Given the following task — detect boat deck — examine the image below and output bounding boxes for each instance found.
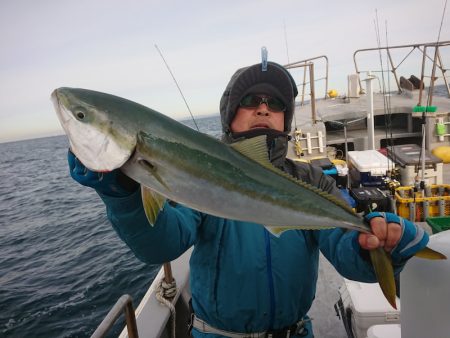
[289,87,450,157]
[295,89,450,124]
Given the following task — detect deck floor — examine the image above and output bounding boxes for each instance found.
[309,255,347,338]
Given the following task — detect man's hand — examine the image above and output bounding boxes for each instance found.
[359,215,402,252]
[358,212,429,262]
[68,149,139,197]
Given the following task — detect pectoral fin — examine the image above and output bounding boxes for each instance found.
[369,248,397,309]
[137,158,171,192]
[141,185,166,226]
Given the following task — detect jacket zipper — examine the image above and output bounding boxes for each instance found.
[264,229,275,328]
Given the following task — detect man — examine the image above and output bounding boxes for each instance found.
[68,61,428,337]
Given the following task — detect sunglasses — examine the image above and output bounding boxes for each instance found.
[239,94,286,112]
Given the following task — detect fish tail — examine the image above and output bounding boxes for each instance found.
[370,245,446,309]
[369,247,397,309]
[414,246,447,260]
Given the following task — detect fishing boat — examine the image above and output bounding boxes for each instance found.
[91,41,450,338]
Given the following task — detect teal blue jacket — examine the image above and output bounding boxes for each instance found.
[98,164,378,337]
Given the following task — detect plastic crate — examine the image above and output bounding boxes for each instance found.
[426,216,450,234]
[395,185,450,222]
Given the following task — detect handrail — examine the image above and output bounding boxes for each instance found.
[284,55,329,105]
[91,294,139,338]
[283,62,318,124]
[353,41,450,97]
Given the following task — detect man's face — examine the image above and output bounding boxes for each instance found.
[230,94,285,133]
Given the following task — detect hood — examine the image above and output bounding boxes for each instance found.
[219,61,298,135]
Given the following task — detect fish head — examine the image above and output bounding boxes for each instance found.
[52,87,137,172]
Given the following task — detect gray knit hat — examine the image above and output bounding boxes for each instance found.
[220,61,298,134]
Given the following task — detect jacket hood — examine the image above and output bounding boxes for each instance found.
[219,62,298,136]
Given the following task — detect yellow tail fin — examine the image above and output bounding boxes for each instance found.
[415,247,447,260]
[369,248,397,309]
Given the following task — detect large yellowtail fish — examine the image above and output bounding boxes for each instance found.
[52,87,445,309]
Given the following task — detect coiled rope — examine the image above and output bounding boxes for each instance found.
[155,277,178,338]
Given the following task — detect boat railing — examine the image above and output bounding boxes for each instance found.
[285,55,329,106]
[90,294,139,338]
[353,41,450,100]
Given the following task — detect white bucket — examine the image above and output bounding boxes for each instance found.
[400,230,450,338]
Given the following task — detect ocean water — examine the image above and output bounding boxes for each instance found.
[0,115,221,338]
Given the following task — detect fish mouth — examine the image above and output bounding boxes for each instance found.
[51,89,61,117]
[52,89,71,134]
[51,89,60,106]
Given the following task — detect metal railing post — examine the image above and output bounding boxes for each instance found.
[163,262,174,284]
[386,48,401,93]
[91,294,139,338]
[284,55,329,101]
[309,63,316,123]
[353,50,362,92]
[352,40,450,100]
[301,61,307,105]
[436,48,450,97]
[418,45,427,107]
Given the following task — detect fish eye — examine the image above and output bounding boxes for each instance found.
[73,106,88,121]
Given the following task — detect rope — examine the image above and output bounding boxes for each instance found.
[155,278,178,338]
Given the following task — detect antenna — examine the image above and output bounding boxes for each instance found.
[154,44,200,131]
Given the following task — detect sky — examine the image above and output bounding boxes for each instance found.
[0,0,448,142]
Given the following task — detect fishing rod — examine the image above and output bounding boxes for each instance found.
[373,12,390,152]
[153,45,197,320]
[384,20,394,153]
[373,11,396,179]
[283,21,298,129]
[426,0,448,108]
[383,20,397,179]
[283,19,291,66]
[154,44,200,131]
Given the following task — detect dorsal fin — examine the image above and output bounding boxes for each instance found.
[230,135,271,165]
[230,135,355,215]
